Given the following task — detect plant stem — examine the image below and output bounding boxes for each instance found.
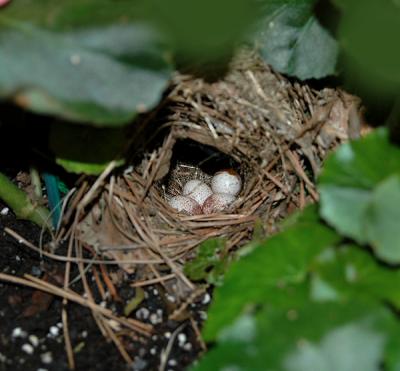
[0,171,51,230]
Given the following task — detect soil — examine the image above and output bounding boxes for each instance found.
[0,198,207,371]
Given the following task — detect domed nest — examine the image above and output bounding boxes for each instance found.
[58,49,361,296]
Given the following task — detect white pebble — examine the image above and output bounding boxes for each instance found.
[12,327,27,338]
[202,293,211,305]
[168,359,177,367]
[184,181,213,206]
[164,331,171,339]
[178,333,187,346]
[211,170,241,196]
[28,335,39,347]
[150,347,157,355]
[22,343,34,355]
[183,342,192,351]
[150,313,162,325]
[135,308,150,320]
[41,352,53,364]
[0,207,9,216]
[199,311,208,320]
[168,195,202,215]
[202,193,236,214]
[49,326,59,337]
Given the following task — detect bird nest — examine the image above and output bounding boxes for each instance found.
[58,50,361,296]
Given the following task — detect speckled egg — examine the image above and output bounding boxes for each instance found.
[168,195,202,215]
[202,193,236,214]
[211,169,241,196]
[183,180,213,206]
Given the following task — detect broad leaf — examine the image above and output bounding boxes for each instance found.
[202,221,339,341]
[194,286,400,371]
[255,0,338,80]
[366,176,400,262]
[314,245,400,307]
[0,1,171,126]
[319,129,400,263]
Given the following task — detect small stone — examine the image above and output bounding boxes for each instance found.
[183,342,192,351]
[150,347,157,355]
[41,352,53,364]
[152,289,159,296]
[49,326,59,337]
[199,311,208,320]
[12,327,27,338]
[31,266,42,277]
[0,207,9,215]
[28,335,39,347]
[202,293,211,305]
[164,331,171,339]
[131,357,147,371]
[168,359,177,367]
[149,313,161,325]
[22,343,34,355]
[166,294,176,303]
[135,308,150,321]
[177,333,187,346]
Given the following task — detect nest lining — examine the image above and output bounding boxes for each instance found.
[58,50,360,297]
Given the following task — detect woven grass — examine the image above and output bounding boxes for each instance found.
[58,50,361,295]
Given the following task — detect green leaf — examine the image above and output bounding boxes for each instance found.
[255,0,338,80]
[193,285,400,371]
[319,128,400,189]
[366,176,400,262]
[202,221,340,341]
[0,2,171,126]
[319,128,400,262]
[184,238,229,285]
[314,245,400,308]
[49,123,126,174]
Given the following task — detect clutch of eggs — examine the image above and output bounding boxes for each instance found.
[168,169,241,215]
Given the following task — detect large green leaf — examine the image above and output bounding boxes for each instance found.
[314,245,400,307]
[193,285,400,371]
[202,219,340,341]
[319,129,400,263]
[255,0,338,80]
[0,1,171,126]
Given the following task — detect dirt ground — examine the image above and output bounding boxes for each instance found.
[0,197,208,371]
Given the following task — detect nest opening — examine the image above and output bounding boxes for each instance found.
[160,138,243,199]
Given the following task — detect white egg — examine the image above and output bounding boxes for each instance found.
[183,179,203,195]
[168,195,202,215]
[202,193,236,214]
[211,170,242,196]
[183,180,213,206]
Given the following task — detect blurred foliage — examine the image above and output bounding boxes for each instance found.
[0,0,171,125]
[255,0,338,80]
[193,129,400,370]
[184,238,230,285]
[319,129,400,263]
